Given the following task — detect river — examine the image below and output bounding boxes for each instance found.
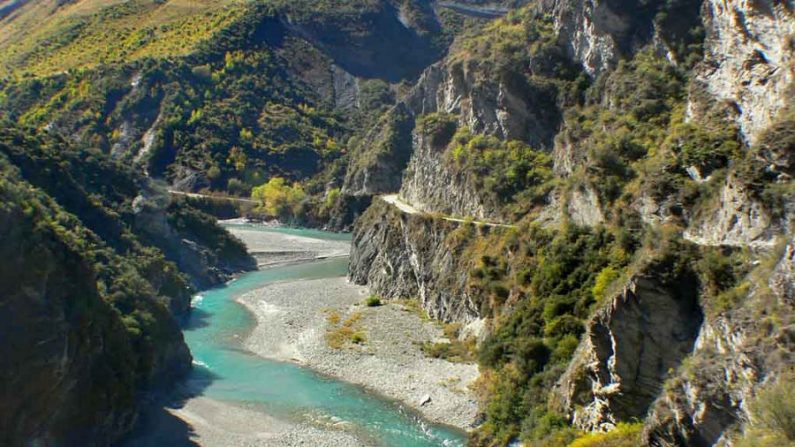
[149,227,469,446]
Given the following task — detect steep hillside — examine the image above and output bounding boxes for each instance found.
[0,0,243,78]
[348,0,795,445]
[0,0,477,227]
[0,123,254,446]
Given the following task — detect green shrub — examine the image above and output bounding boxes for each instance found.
[592,266,621,304]
[251,177,306,220]
[350,332,367,344]
[416,112,458,148]
[364,295,382,307]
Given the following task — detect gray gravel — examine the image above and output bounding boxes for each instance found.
[228,227,350,267]
[137,396,367,447]
[238,277,480,431]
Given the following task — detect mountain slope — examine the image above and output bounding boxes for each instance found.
[0,0,243,78]
[0,123,254,446]
[347,0,795,445]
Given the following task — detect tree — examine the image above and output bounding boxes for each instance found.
[250,177,305,219]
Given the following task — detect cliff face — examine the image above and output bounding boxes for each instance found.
[554,263,703,431]
[405,60,562,150]
[349,199,481,323]
[644,240,794,446]
[346,0,794,445]
[690,0,795,145]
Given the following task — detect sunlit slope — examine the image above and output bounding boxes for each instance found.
[0,0,244,78]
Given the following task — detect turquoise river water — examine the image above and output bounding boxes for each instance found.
[180,227,468,447]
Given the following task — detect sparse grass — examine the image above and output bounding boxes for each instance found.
[326,311,366,349]
[567,423,643,447]
[326,309,341,326]
[395,298,430,321]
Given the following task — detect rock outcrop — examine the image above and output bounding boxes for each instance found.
[546,0,703,76]
[690,0,795,144]
[399,122,499,220]
[644,240,795,447]
[405,58,561,150]
[548,0,626,75]
[565,184,606,227]
[555,266,703,431]
[349,199,480,322]
[684,175,778,248]
[342,104,415,197]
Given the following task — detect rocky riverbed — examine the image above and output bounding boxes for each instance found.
[226,225,480,431]
[125,225,478,447]
[237,277,480,431]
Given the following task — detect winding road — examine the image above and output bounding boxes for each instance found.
[380,194,517,229]
[168,190,515,229]
[436,1,509,19]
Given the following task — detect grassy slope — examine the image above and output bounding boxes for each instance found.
[0,0,244,78]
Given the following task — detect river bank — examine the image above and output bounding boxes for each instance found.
[124,395,364,447]
[227,225,480,431]
[237,277,480,431]
[225,224,350,267]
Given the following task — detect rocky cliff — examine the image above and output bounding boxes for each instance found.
[404,56,563,149]
[689,0,795,145]
[349,198,481,322]
[399,115,501,219]
[643,240,794,446]
[346,0,795,445]
[342,104,415,197]
[554,258,703,431]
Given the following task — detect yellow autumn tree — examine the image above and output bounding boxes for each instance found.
[251,177,305,219]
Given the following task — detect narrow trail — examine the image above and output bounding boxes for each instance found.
[380,194,517,229]
[435,2,508,19]
[167,190,258,204]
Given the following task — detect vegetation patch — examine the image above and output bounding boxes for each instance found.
[738,370,795,447]
[364,295,382,307]
[326,310,367,349]
[567,423,644,447]
[421,323,476,363]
